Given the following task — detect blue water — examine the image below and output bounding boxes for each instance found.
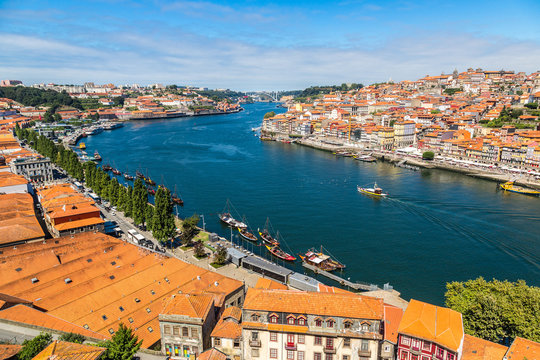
[83,103,540,305]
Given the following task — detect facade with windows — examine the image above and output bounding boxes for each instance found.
[159,294,217,359]
[10,156,53,183]
[241,288,385,360]
[397,300,464,360]
[211,306,243,360]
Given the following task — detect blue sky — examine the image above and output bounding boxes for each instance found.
[1,0,539,90]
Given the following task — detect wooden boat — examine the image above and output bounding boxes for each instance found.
[500,181,540,196]
[148,188,156,195]
[124,173,134,181]
[265,244,296,261]
[102,164,112,171]
[112,168,121,175]
[136,170,144,179]
[357,183,387,197]
[299,246,345,271]
[79,142,86,149]
[145,177,156,186]
[93,150,102,162]
[172,185,184,206]
[238,227,258,242]
[218,200,247,228]
[258,218,280,246]
[355,155,377,162]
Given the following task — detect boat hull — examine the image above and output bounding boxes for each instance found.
[265,244,296,261]
[238,228,258,242]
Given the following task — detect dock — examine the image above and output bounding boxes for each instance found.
[302,263,377,291]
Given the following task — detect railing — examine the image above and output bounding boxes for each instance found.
[323,346,336,354]
[358,349,371,357]
[249,340,261,347]
[285,343,296,350]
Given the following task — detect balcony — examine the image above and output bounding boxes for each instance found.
[323,346,336,354]
[249,340,261,347]
[411,347,421,355]
[285,343,296,351]
[358,349,371,357]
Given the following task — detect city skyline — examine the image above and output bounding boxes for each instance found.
[1,0,540,90]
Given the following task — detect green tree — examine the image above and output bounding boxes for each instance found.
[152,186,176,243]
[59,332,86,344]
[103,323,142,360]
[132,178,147,225]
[445,277,540,343]
[145,204,155,233]
[263,111,275,119]
[422,151,435,160]
[193,241,206,258]
[18,332,52,360]
[213,245,227,265]
[180,214,200,245]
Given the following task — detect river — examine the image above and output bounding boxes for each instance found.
[82,103,540,305]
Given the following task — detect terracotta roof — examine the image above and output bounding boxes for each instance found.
[254,278,287,290]
[243,288,383,319]
[0,345,21,360]
[0,193,44,245]
[32,340,106,360]
[0,305,107,340]
[211,317,242,339]
[0,172,28,188]
[398,299,463,351]
[198,348,227,360]
[161,293,214,319]
[384,304,403,344]
[462,334,507,360]
[505,337,540,360]
[222,305,242,322]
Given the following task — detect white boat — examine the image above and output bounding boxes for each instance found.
[357,183,388,197]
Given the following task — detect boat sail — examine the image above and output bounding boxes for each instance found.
[258,218,279,247]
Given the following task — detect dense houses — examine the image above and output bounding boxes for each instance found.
[263,69,540,169]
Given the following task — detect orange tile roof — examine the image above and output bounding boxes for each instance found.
[198,348,227,360]
[384,305,403,344]
[211,318,242,340]
[0,344,21,360]
[0,193,44,245]
[0,172,28,187]
[32,341,106,360]
[222,306,242,322]
[398,299,463,351]
[505,337,540,360]
[161,293,214,319]
[254,278,288,290]
[462,334,507,360]
[0,305,108,340]
[243,288,383,320]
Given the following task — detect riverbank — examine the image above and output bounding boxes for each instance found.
[284,136,540,190]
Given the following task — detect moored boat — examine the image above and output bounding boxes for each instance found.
[172,185,184,206]
[148,188,156,195]
[93,150,102,162]
[355,155,377,162]
[79,142,86,149]
[265,244,296,261]
[136,170,144,179]
[112,168,121,175]
[102,164,112,171]
[357,183,387,197]
[124,173,134,181]
[219,213,247,229]
[500,181,540,196]
[238,227,258,242]
[258,218,280,246]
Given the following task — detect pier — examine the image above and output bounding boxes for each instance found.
[302,263,377,291]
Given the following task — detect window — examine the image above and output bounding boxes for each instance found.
[298,351,305,360]
[191,346,199,355]
[251,314,259,321]
[344,338,350,347]
[361,340,369,351]
[191,328,198,339]
[315,319,322,327]
[384,345,391,352]
[102,315,108,321]
[252,349,259,357]
[146,308,151,313]
[119,306,124,312]
[400,351,408,360]
[128,317,134,323]
[447,354,454,360]
[270,348,278,359]
[297,317,306,326]
[252,332,259,340]
[108,328,114,334]
[288,316,296,325]
[325,354,333,360]
[326,319,334,328]
[83,324,89,329]
[270,332,277,342]
[270,314,278,324]
[215,338,221,346]
[361,323,369,332]
[234,341,240,348]
[173,326,180,335]
[165,344,172,356]
[412,339,421,350]
[298,334,305,344]
[287,350,294,359]
[164,325,171,335]
[314,336,322,345]
[437,348,444,357]
[147,326,153,333]
[344,320,352,329]
[182,327,189,337]
[401,336,410,346]
[422,341,431,350]
[326,338,333,349]
[343,356,349,360]
[314,353,322,360]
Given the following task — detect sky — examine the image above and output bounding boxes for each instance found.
[1,0,540,91]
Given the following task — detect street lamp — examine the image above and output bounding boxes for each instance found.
[200,214,206,232]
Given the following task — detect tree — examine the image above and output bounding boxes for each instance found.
[524,102,538,109]
[152,186,176,243]
[445,277,540,343]
[422,151,435,160]
[103,323,142,360]
[193,241,206,258]
[59,332,86,344]
[213,245,227,265]
[263,111,275,119]
[180,214,200,245]
[132,179,147,225]
[18,332,52,360]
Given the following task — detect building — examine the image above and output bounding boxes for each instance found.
[0,172,32,194]
[211,306,243,360]
[381,305,403,360]
[461,334,507,360]
[0,345,21,360]
[393,121,416,148]
[37,184,104,237]
[0,80,22,87]
[0,193,45,247]
[159,293,217,359]
[397,299,464,360]
[503,337,540,360]
[0,232,244,349]
[9,156,53,183]
[242,288,385,360]
[32,341,106,360]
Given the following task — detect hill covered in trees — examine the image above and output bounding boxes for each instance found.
[0,86,83,109]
